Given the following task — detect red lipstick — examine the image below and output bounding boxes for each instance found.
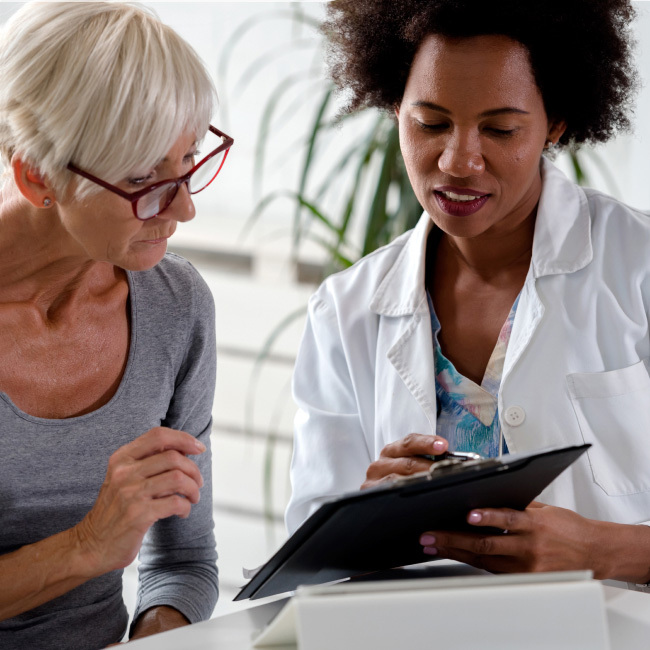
[434,187,490,217]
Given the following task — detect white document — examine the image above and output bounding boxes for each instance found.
[253,570,609,650]
[253,598,297,647]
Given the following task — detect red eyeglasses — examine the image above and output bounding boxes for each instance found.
[67,125,234,220]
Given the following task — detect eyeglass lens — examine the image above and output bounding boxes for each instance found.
[134,131,229,220]
[188,148,227,194]
[137,183,180,220]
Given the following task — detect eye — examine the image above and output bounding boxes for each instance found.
[127,173,154,186]
[486,127,517,137]
[416,121,448,133]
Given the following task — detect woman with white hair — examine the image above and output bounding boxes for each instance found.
[0,2,233,647]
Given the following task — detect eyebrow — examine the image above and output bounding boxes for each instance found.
[411,101,529,118]
[158,141,200,165]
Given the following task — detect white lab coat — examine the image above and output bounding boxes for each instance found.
[286,158,650,536]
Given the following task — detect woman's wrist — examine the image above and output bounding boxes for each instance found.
[68,520,112,578]
[0,527,101,622]
[593,520,650,583]
[130,605,190,640]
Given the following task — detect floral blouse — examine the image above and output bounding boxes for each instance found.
[427,292,520,458]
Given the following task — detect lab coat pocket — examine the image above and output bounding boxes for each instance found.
[567,359,650,496]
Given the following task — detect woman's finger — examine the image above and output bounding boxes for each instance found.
[420,530,522,558]
[380,433,448,459]
[114,427,205,463]
[361,473,402,489]
[147,493,194,521]
[466,507,531,533]
[365,456,433,481]
[136,449,204,487]
[142,469,202,504]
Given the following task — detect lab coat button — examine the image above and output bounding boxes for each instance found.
[504,406,526,427]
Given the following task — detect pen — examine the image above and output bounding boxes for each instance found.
[417,451,483,462]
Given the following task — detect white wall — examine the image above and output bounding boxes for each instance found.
[152,1,650,221]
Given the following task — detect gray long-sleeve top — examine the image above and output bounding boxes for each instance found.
[0,253,218,649]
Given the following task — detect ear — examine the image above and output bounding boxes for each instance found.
[394,104,401,120]
[12,156,57,209]
[546,119,567,146]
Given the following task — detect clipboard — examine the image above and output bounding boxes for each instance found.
[235,444,590,601]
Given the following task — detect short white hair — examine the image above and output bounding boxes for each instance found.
[0,2,217,198]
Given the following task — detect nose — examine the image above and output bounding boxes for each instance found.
[163,181,196,223]
[438,130,485,177]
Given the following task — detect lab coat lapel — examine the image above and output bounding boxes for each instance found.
[501,266,544,386]
[503,160,593,385]
[385,306,438,432]
[370,214,437,437]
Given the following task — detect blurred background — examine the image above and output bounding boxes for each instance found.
[2,0,650,622]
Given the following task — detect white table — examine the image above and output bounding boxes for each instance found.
[128,594,291,650]
[126,578,650,649]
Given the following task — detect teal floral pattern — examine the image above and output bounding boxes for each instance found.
[427,292,520,458]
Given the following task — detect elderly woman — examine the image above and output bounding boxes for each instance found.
[0,3,233,648]
[286,0,650,585]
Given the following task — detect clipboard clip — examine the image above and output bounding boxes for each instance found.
[390,451,487,487]
[427,451,483,476]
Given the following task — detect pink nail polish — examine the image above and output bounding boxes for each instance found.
[423,546,438,556]
[433,440,445,451]
[468,511,482,524]
[420,534,436,546]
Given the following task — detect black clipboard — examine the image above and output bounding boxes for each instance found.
[235,444,589,601]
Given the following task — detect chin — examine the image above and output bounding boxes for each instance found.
[116,247,168,272]
[429,211,494,239]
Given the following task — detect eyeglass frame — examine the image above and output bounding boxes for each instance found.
[66,124,234,221]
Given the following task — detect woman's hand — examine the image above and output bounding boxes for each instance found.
[104,605,189,646]
[129,605,190,641]
[74,427,205,576]
[419,502,612,576]
[361,433,448,489]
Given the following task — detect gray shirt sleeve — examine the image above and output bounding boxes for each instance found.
[131,262,219,627]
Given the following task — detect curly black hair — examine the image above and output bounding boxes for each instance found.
[323,0,637,146]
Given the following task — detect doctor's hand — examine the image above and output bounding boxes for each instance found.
[418,501,612,577]
[361,433,448,490]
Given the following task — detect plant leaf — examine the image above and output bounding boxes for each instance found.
[233,39,317,97]
[254,71,316,200]
[292,88,333,254]
[362,120,400,255]
[305,232,355,269]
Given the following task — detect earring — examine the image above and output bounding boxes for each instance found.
[43,197,52,207]
[545,140,554,150]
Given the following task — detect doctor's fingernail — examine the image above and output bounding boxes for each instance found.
[420,534,436,546]
[468,511,483,524]
[433,440,445,451]
[423,546,438,556]
[195,440,206,453]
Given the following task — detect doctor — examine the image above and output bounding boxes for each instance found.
[286,0,650,583]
